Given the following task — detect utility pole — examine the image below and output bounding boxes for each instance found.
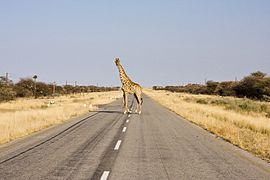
[33,75,38,99]
[5,73,8,85]
[74,81,77,94]
[52,81,56,96]
[64,80,68,96]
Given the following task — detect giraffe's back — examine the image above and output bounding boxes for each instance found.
[122,81,142,94]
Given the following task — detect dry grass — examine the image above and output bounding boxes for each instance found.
[144,89,270,162]
[0,91,122,145]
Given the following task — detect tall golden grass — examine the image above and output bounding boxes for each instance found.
[0,91,121,145]
[144,89,270,162]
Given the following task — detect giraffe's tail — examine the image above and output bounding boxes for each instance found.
[141,98,143,105]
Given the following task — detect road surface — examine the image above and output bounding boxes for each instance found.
[0,96,270,180]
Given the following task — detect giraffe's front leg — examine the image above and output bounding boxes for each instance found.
[124,92,129,114]
[135,96,139,113]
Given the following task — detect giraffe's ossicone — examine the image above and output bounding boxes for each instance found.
[114,58,143,114]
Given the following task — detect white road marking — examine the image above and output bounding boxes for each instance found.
[126,119,129,123]
[128,114,131,118]
[100,171,110,180]
[114,140,122,150]
[122,127,127,132]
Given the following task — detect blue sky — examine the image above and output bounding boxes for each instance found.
[0,0,269,87]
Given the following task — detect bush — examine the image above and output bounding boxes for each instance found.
[196,99,208,104]
[0,86,16,101]
[161,84,207,94]
[266,112,270,118]
[234,71,269,100]
[153,71,270,101]
[36,82,52,97]
[0,75,118,103]
[0,76,16,101]
[214,81,237,96]
[210,99,230,106]
[184,84,207,94]
[14,78,35,97]
[206,81,219,95]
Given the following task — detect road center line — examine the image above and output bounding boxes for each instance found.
[114,140,122,150]
[100,171,110,180]
[122,127,127,132]
[128,114,131,118]
[126,119,129,123]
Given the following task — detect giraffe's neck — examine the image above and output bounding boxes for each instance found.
[117,64,131,85]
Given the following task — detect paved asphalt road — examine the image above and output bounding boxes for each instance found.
[0,96,270,180]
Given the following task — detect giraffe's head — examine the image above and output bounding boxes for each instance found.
[115,58,121,66]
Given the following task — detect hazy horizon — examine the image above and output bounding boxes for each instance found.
[1,1,269,87]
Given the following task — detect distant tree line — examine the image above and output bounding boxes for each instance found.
[0,77,119,102]
[153,71,270,101]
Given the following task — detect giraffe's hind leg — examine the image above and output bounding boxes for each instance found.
[134,92,142,114]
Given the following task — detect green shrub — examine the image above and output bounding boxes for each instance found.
[234,71,269,100]
[154,71,270,102]
[206,81,219,95]
[210,99,229,106]
[260,104,268,112]
[36,82,52,97]
[196,99,208,104]
[14,78,35,97]
[266,112,270,118]
[40,104,48,109]
[0,86,16,102]
[214,81,237,96]
[183,97,193,102]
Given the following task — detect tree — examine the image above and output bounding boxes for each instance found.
[36,82,51,97]
[250,71,266,78]
[14,78,35,97]
[184,84,207,94]
[0,76,12,86]
[206,81,219,94]
[0,76,16,101]
[214,81,237,96]
[234,71,269,99]
[63,85,75,94]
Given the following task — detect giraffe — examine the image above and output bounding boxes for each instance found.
[114,58,143,114]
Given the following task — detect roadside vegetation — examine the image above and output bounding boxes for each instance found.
[0,75,119,102]
[144,89,270,162]
[153,71,270,101]
[0,91,122,145]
